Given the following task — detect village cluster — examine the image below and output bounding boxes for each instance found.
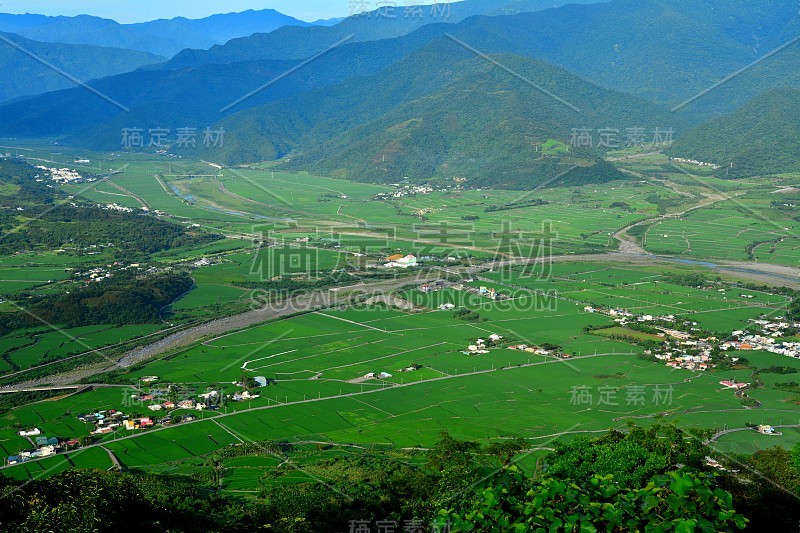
[450,283,510,302]
[581,304,800,394]
[103,203,136,213]
[583,304,723,369]
[372,184,436,200]
[71,262,160,284]
[722,320,800,359]
[35,164,88,184]
[358,364,425,383]
[6,376,276,466]
[414,279,511,309]
[669,157,721,170]
[383,253,418,269]
[463,334,504,355]
[507,344,560,357]
[7,428,76,465]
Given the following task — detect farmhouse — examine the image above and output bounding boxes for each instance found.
[385,255,418,268]
[232,391,259,401]
[39,445,57,457]
[35,436,59,447]
[720,380,749,390]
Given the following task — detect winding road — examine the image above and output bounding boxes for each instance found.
[612,168,742,255]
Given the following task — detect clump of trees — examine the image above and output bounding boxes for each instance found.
[0,271,193,333]
[663,272,714,287]
[0,205,222,258]
[0,158,61,206]
[452,308,484,322]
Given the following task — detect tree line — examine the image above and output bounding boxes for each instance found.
[2,423,797,531]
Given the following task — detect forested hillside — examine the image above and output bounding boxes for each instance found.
[668,88,800,178]
[212,43,680,186]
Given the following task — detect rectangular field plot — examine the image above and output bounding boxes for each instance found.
[222,455,282,492]
[0,324,165,372]
[2,446,112,481]
[106,422,241,467]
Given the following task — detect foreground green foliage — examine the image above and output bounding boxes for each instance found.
[0,425,765,531]
[5,424,800,530]
[438,468,746,532]
[545,425,708,487]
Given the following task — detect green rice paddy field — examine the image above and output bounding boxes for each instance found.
[3,148,800,489]
[2,262,797,484]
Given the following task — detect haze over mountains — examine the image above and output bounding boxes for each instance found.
[2,0,800,183]
[0,10,316,57]
[0,31,164,103]
[164,0,606,68]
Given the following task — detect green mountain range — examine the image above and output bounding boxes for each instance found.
[210,40,684,188]
[4,0,800,136]
[2,0,800,182]
[667,88,800,178]
[161,0,800,119]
